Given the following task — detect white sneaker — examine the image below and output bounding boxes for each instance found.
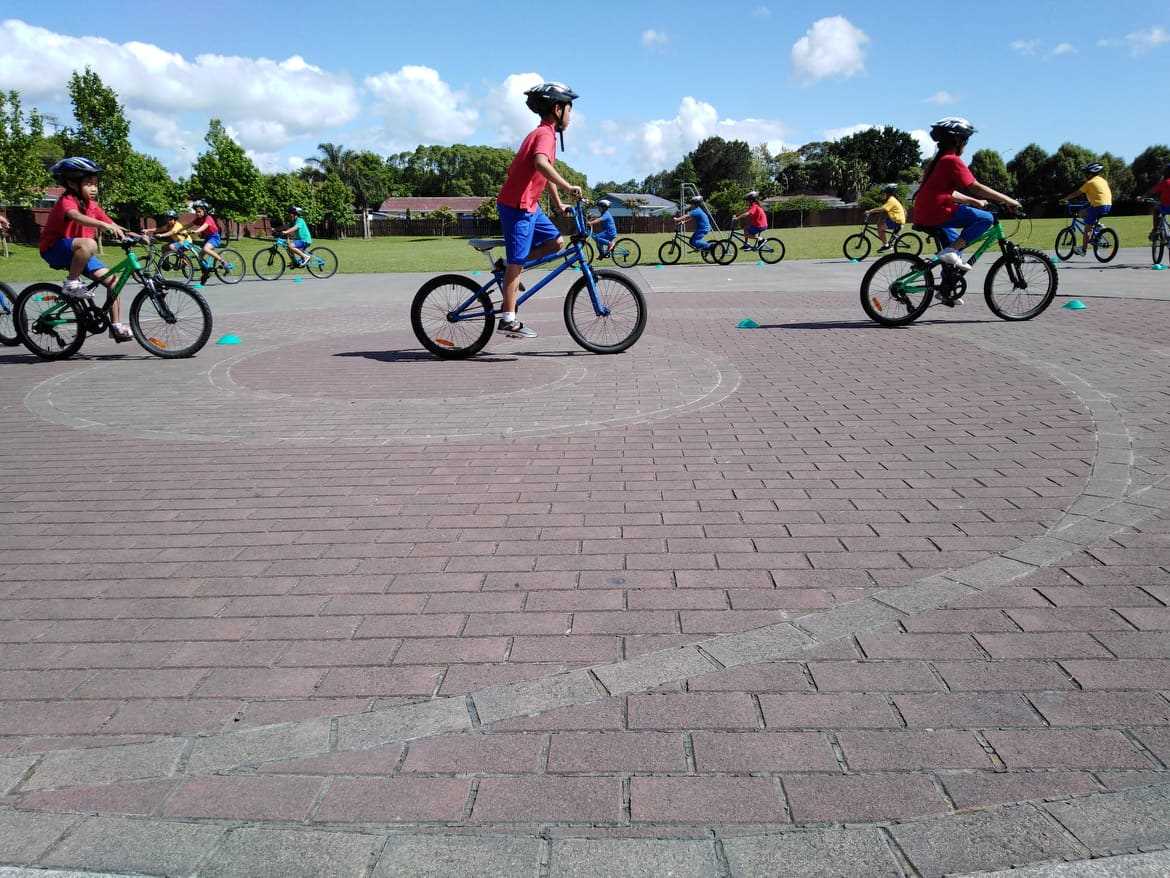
[937,249,972,272]
[109,322,133,342]
[60,279,93,300]
[497,319,537,339]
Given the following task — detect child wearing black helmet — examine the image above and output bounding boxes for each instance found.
[152,210,188,255]
[39,157,133,341]
[1061,163,1112,256]
[865,184,906,252]
[279,206,313,267]
[495,82,583,340]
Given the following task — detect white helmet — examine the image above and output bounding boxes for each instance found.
[597,199,611,209]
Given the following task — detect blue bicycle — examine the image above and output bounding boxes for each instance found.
[1054,200,1118,263]
[410,201,648,359]
[0,282,18,346]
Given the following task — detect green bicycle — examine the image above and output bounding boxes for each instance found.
[14,235,213,360]
[859,207,1057,326]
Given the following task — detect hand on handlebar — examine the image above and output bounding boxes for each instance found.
[565,185,582,200]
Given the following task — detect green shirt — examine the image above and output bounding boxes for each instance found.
[293,217,312,244]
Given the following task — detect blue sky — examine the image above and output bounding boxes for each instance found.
[2,1,1166,185]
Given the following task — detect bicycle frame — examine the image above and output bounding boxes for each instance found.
[1063,202,1108,238]
[892,221,1008,294]
[447,204,609,322]
[31,244,143,333]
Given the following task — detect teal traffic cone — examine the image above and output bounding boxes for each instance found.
[736,318,760,329]
[1062,299,1087,310]
[216,334,242,345]
[1152,263,1167,271]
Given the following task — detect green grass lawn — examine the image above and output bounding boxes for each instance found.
[0,214,1158,283]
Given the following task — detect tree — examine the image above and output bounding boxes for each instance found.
[829,126,921,187]
[117,152,183,225]
[0,90,50,208]
[1007,144,1049,202]
[472,199,498,221]
[190,118,263,227]
[690,136,752,196]
[429,205,457,236]
[1035,143,1096,198]
[317,173,353,238]
[772,196,829,228]
[1131,145,1170,192]
[59,68,133,213]
[262,173,319,228]
[1099,152,1135,201]
[857,183,910,211]
[969,149,1015,195]
[708,183,748,221]
[303,142,351,182]
[822,155,869,202]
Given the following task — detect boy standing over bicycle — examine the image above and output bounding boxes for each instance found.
[1061,162,1111,256]
[673,195,713,253]
[865,184,907,252]
[731,191,768,251]
[38,157,133,341]
[587,199,617,256]
[495,82,583,339]
[279,206,312,266]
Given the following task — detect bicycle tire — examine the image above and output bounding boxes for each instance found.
[582,240,596,266]
[307,246,338,279]
[411,274,494,359]
[129,281,213,358]
[1154,233,1167,267]
[15,282,87,360]
[859,253,934,326]
[1054,227,1077,262]
[157,250,194,282]
[215,248,246,284]
[563,268,648,354]
[1092,228,1118,264]
[0,282,19,346]
[658,240,681,265]
[843,234,871,261]
[252,247,285,281]
[716,239,738,264]
[612,238,641,268]
[984,247,1058,321]
[757,236,785,264]
[895,233,923,256]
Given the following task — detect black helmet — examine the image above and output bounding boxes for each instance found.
[50,156,102,183]
[929,117,976,144]
[192,200,207,210]
[1082,162,1104,176]
[524,82,578,115]
[163,210,178,219]
[881,183,898,194]
[289,206,303,214]
[597,199,610,210]
[1163,163,1170,177]
[688,195,704,205]
[745,190,760,202]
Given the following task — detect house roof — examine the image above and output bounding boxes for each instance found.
[377,196,489,213]
[763,193,855,209]
[604,192,676,210]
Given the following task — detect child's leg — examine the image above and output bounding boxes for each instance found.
[69,239,98,281]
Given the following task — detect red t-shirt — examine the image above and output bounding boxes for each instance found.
[1154,179,1170,207]
[913,154,976,226]
[747,203,767,229]
[201,215,220,237]
[38,194,113,253]
[498,121,557,212]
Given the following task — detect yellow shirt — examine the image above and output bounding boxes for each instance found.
[881,196,906,224]
[1079,176,1112,207]
[157,219,189,242]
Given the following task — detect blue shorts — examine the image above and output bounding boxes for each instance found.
[498,203,560,265]
[203,234,222,249]
[1084,205,1111,225]
[746,225,766,235]
[1159,205,1170,215]
[691,233,711,250]
[595,234,615,250]
[292,239,310,250]
[883,219,902,232]
[41,238,104,273]
[939,205,994,249]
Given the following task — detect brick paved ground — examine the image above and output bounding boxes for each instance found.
[0,249,1168,875]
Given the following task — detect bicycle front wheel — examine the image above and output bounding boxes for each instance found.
[307,246,338,279]
[1092,228,1118,263]
[564,268,647,354]
[1054,228,1076,262]
[0,282,19,346]
[716,239,737,265]
[612,238,641,268]
[843,234,870,261]
[658,240,681,265]
[15,283,87,360]
[757,237,785,264]
[859,254,934,326]
[130,282,213,358]
[1154,233,1167,267]
[411,274,494,359]
[984,248,1058,321]
[252,247,285,281]
[895,233,923,256]
[215,249,246,284]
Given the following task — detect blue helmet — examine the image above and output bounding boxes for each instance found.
[50,156,102,183]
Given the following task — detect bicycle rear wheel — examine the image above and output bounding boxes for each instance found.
[859,254,934,326]
[895,233,923,256]
[757,237,785,264]
[1092,228,1118,263]
[1154,232,1167,266]
[215,248,246,284]
[0,282,19,346]
[15,283,87,360]
[252,247,285,281]
[611,238,641,268]
[411,274,494,359]
[159,250,194,282]
[717,239,737,264]
[658,240,681,265]
[1054,228,1077,261]
[564,268,647,354]
[130,281,213,358]
[582,241,596,266]
[843,234,870,261]
[984,248,1058,321]
[307,246,338,279]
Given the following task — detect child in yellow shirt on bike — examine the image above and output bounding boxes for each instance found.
[865,184,907,252]
[1061,162,1111,256]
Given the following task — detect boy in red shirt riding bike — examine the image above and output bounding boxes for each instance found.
[38,157,133,341]
[731,191,768,251]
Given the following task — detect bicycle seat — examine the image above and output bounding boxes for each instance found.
[468,238,505,252]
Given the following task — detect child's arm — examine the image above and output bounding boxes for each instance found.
[586,217,602,228]
[533,154,582,207]
[187,221,207,236]
[278,225,295,236]
[66,207,125,239]
[964,182,1022,211]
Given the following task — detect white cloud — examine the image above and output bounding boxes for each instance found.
[483,72,545,145]
[791,16,869,82]
[1010,39,1040,55]
[1125,26,1169,54]
[823,123,875,141]
[363,65,478,149]
[0,18,359,145]
[641,29,669,49]
[910,129,934,158]
[925,90,957,105]
[1049,42,1076,57]
[752,6,772,18]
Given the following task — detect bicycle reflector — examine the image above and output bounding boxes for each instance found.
[434,338,455,348]
[148,337,167,348]
[871,298,883,312]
